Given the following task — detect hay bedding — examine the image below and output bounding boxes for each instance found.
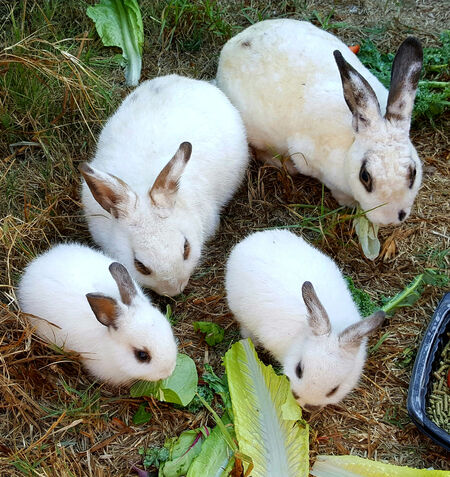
[0,0,449,475]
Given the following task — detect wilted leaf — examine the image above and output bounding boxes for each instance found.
[354,213,380,260]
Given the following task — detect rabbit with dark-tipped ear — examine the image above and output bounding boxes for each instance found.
[217,20,423,226]
[226,230,385,410]
[18,243,177,385]
[80,74,248,297]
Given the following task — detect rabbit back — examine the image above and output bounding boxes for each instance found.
[226,229,360,361]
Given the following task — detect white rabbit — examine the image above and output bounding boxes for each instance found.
[216,19,423,226]
[225,229,385,410]
[17,243,177,385]
[80,74,248,297]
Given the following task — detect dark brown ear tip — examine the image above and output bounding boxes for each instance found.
[402,36,423,52]
[372,310,386,327]
[397,37,423,62]
[302,281,313,292]
[109,261,128,276]
[179,141,193,159]
[79,162,93,175]
[377,310,386,320]
[333,49,343,61]
[333,50,347,67]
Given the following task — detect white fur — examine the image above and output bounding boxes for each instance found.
[81,75,248,296]
[217,19,422,225]
[17,243,177,385]
[225,229,384,408]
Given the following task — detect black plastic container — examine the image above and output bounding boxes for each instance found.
[407,292,450,451]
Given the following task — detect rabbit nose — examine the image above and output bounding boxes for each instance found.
[304,404,322,412]
[398,210,406,221]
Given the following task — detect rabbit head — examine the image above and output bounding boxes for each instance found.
[283,282,385,410]
[86,261,177,384]
[80,142,200,297]
[334,38,423,225]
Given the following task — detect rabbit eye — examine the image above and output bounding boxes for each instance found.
[134,348,151,363]
[295,362,303,379]
[359,163,372,192]
[134,258,151,275]
[326,385,339,397]
[408,166,416,189]
[183,238,190,260]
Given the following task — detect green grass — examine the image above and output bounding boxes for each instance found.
[0,0,121,223]
[40,379,101,419]
[147,0,233,51]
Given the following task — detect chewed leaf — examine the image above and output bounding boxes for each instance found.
[354,213,380,260]
[87,0,143,85]
[130,354,198,406]
[311,455,450,476]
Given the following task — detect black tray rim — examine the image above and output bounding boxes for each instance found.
[407,292,450,451]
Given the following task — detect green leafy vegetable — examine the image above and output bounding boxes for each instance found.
[311,454,450,476]
[186,364,233,414]
[353,212,380,260]
[345,276,378,317]
[202,364,233,419]
[186,384,215,413]
[224,339,309,477]
[132,402,152,425]
[159,426,209,477]
[87,0,143,86]
[130,354,198,406]
[193,321,225,346]
[139,446,169,469]
[381,269,449,315]
[187,413,235,477]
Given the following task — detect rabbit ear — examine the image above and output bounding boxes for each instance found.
[301,281,331,336]
[333,50,382,133]
[385,37,423,132]
[79,163,135,219]
[86,293,119,328]
[109,262,137,306]
[339,310,385,351]
[149,142,192,209]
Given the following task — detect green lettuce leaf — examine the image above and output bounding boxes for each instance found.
[224,339,309,477]
[87,0,143,86]
[193,321,225,346]
[187,413,235,477]
[159,426,209,477]
[311,455,450,476]
[130,354,198,406]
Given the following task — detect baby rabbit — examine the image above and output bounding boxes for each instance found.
[17,243,177,385]
[225,229,385,410]
[217,20,423,226]
[80,74,248,297]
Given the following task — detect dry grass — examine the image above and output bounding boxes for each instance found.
[1,0,449,475]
